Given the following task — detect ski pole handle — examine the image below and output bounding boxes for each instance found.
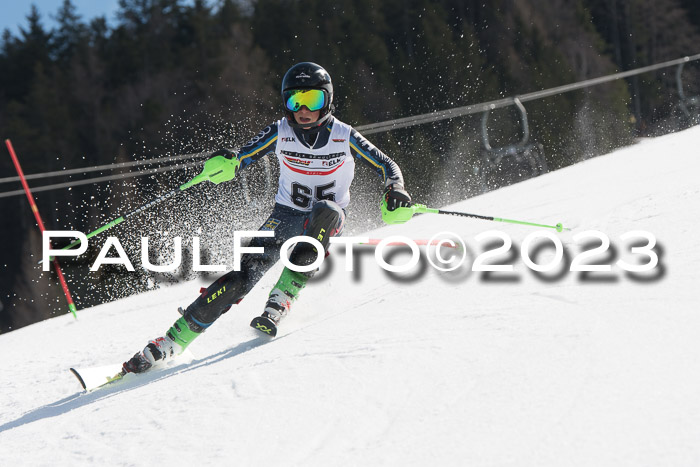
[180,155,240,189]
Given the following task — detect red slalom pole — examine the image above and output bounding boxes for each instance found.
[5,139,78,319]
[361,238,463,249]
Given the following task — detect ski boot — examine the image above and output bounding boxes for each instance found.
[250,268,308,337]
[123,316,200,374]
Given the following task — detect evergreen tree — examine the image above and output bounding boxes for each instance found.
[0,0,696,331]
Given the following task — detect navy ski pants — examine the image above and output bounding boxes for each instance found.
[182,200,345,331]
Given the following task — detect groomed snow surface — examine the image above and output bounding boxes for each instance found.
[2,126,699,466]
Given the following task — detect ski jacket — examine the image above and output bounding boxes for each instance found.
[233,117,404,211]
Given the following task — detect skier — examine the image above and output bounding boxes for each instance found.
[123,62,413,373]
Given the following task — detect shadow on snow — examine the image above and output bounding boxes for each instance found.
[0,334,276,434]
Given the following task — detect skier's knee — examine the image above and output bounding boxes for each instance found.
[289,201,343,269]
[289,242,325,270]
[304,200,344,247]
[310,200,343,226]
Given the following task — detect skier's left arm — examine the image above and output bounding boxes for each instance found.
[350,128,404,188]
[349,129,413,223]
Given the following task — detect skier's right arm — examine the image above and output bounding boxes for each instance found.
[185,123,279,189]
[229,122,280,171]
[191,123,277,190]
[205,122,279,175]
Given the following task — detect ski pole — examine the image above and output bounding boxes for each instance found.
[411,204,570,232]
[56,187,182,253]
[45,154,240,258]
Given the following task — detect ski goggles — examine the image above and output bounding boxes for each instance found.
[284,89,326,112]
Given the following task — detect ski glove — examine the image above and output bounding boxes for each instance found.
[381,184,415,224]
[383,184,412,211]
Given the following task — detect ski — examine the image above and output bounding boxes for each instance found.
[70,364,127,391]
[70,349,195,392]
[250,315,278,337]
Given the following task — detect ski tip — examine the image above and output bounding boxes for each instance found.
[250,316,278,337]
[69,367,87,391]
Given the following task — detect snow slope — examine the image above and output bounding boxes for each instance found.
[1,126,699,466]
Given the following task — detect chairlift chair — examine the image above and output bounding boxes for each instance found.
[477,97,547,191]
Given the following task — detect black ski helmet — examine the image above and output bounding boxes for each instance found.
[281,62,334,128]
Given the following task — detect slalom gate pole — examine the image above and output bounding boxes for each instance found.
[5,139,78,318]
[413,204,570,232]
[360,238,462,249]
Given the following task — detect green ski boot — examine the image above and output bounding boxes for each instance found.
[250,267,308,337]
[123,316,201,373]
